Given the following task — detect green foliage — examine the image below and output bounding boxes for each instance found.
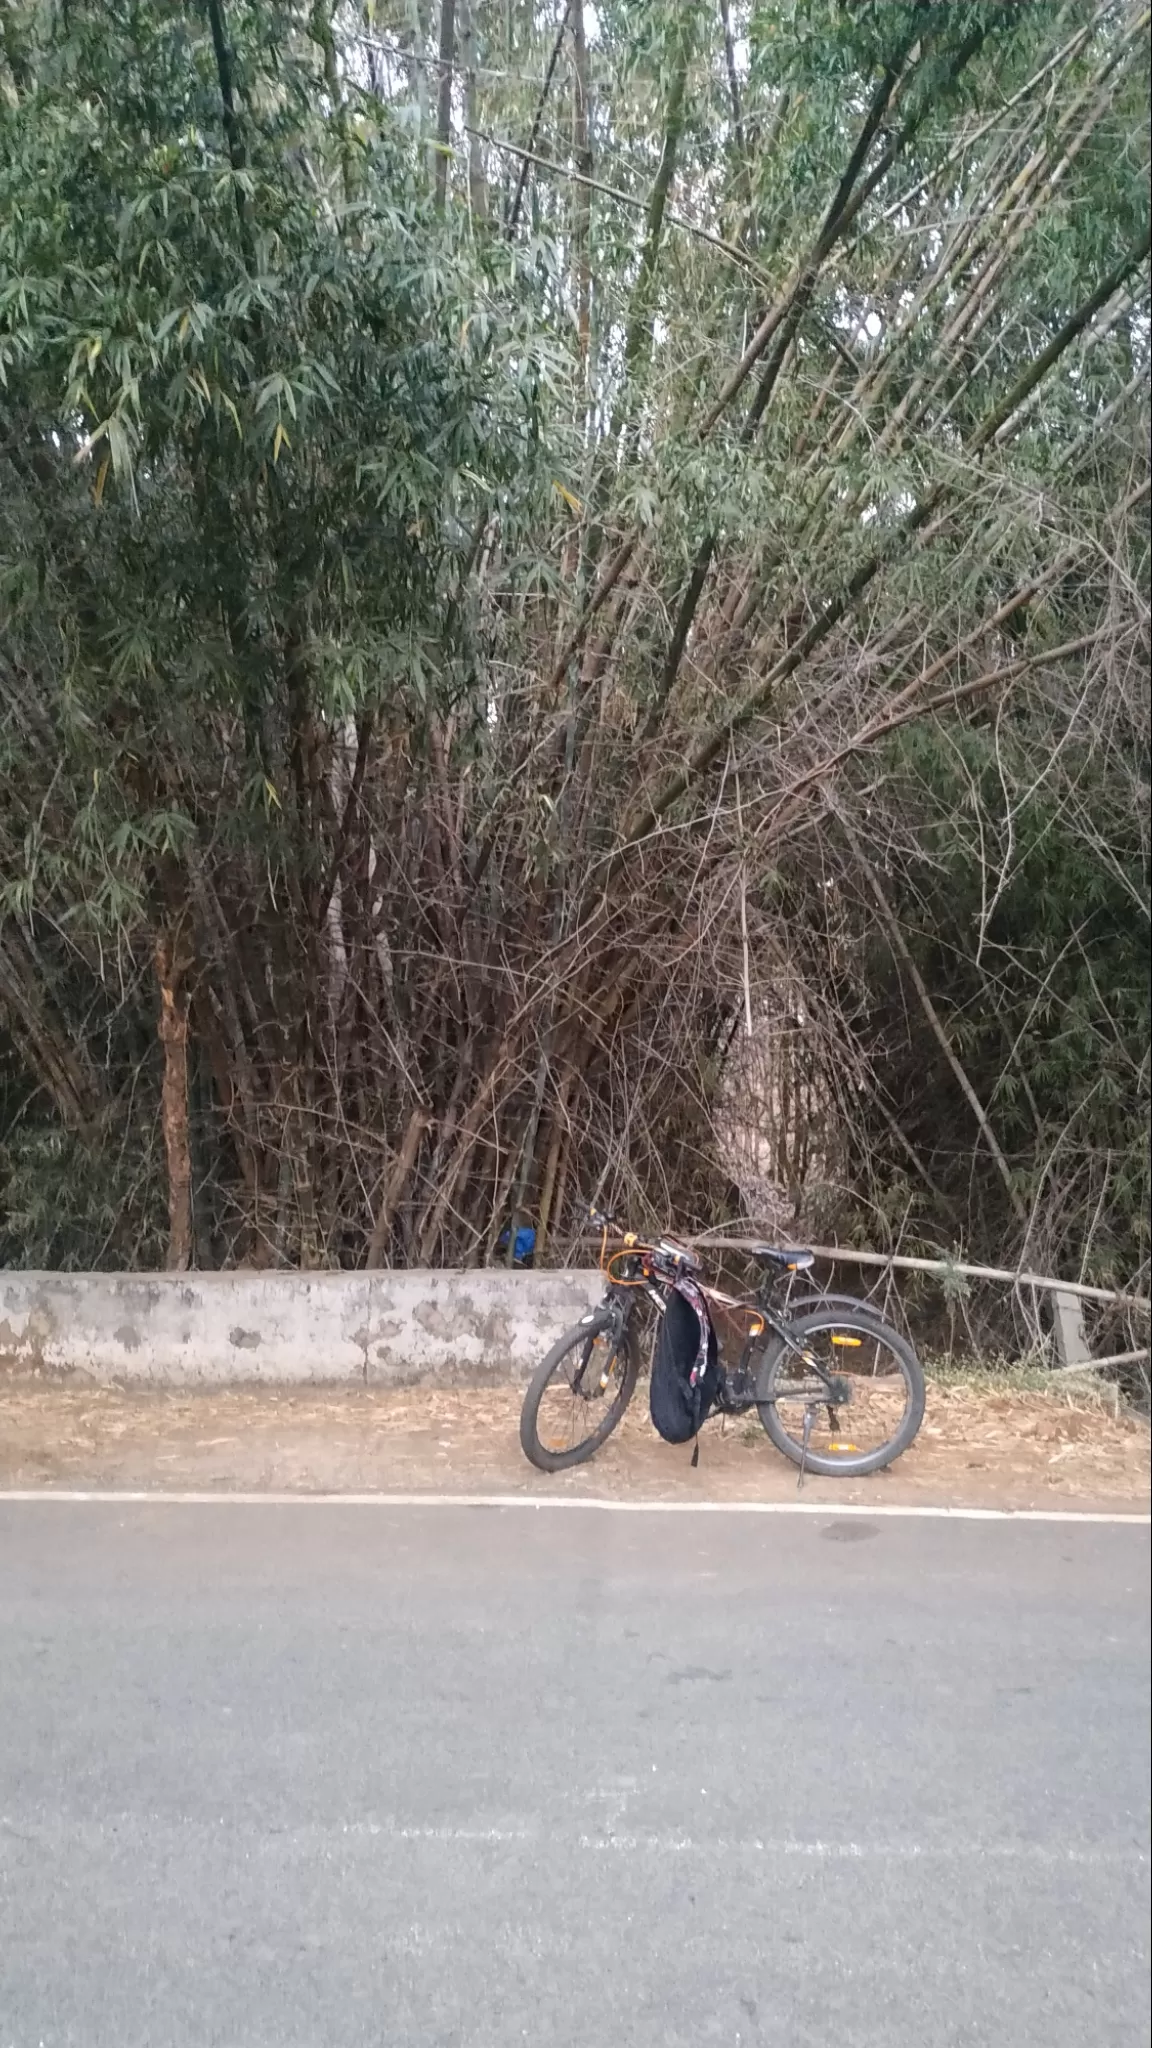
[1,0,551,914]
[0,0,1147,1307]
[0,1111,168,1271]
[870,707,1151,1287]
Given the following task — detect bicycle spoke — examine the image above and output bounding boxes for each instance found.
[758,1309,925,1476]
[534,1329,622,1456]
[773,1324,910,1458]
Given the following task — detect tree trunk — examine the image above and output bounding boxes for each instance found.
[155,927,194,1271]
[434,0,456,212]
[458,0,486,220]
[365,1107,430,1267]
[621,28,691,392]
[571,0,592,367]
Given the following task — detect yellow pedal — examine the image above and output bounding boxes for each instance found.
[828,1442,858,1453]
[830,1334,862,1347]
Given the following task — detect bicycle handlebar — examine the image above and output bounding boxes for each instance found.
[587,1203,622,1231]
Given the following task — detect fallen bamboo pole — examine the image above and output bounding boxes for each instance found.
[1050,1348,1150,1376]
[689,1237,1151,1313]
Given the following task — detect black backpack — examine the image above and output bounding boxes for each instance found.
[649,1281,722,1453]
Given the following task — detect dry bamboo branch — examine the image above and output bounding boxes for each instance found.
[503,0,573,235]
[365,1107,429,1268]
[155,924,194,1271]
[1051,1348,1149,1375]
[829,795,1028,1226]
[689,1240,1151,1313]
[478,128,764,276]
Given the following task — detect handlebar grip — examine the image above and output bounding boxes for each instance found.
[587,1203,622,1229]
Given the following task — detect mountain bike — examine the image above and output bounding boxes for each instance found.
[518,1207,926,1480]
[518,1209,693,1473]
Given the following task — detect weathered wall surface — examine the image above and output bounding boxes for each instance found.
[0,1269,604,1385]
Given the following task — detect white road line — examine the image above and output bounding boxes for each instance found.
[4,1814,1145,1866]
[0,1489,1146,1523]
[381,1827,1148,1867]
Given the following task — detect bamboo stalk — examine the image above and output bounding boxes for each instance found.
[1052,1349,1149,1375]
[831,795,1027,1227]
[155,926,194,1272]
[365,1107,429,1268]
[688,1240,1151,1312]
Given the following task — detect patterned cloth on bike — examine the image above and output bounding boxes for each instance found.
[649,1274,722,1455]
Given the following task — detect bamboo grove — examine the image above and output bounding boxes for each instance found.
[1,1,1148,1348]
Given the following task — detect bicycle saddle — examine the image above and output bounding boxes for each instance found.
[748,1244,815,1271]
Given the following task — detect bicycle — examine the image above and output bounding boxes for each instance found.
[518,1206,926,1480]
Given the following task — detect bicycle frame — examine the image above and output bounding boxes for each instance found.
[690,1279,848,1413]
[564,1255,655,1399]
[523,1205,922,1485]
[583,1241,849,1417]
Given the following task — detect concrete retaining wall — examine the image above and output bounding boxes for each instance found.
[0,1269,605,1386]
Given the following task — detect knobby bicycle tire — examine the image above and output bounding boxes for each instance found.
[756,1305,926,1477]
[786,1289,890,1322]
[519,1310,641,1472]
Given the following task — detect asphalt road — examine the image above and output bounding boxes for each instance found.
[1,1501,1148,2048]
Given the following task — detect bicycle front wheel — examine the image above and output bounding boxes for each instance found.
[757,1307,926,1477]
[519,1310,640,1472]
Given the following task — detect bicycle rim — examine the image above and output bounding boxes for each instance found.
[527,1320,637,1466]
[757,1309,925,1477]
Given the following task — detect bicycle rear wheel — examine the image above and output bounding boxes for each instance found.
[756,1307,925,1477]
[519,1310,640,1472]
[786,1289,885,1321]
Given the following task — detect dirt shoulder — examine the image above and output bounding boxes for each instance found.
[1,1375,1148,1512]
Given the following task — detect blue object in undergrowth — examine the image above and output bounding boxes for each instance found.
[497,1226,537,1266]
